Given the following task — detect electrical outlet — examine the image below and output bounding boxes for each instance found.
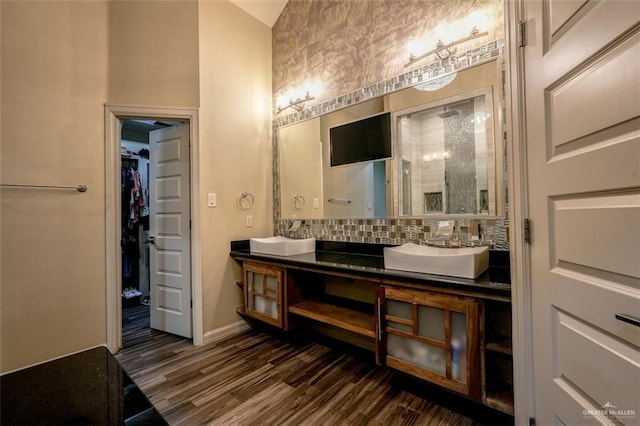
[313,198,319,209]
[207,192,217,207]
[245,215,253,227]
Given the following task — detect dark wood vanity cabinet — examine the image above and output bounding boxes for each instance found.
[377,285,481,398]
[242,261,285,328]
[235,256,513,415]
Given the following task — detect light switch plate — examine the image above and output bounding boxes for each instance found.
[208,192,217,207]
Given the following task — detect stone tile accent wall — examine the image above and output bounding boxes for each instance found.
[273,0,504,109]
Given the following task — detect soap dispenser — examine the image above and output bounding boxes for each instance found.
[450,221,462,247]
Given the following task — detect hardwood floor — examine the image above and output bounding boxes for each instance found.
[117,305,512,425]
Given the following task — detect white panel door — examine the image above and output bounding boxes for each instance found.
[523,1,640,424]
[149,123,192,338]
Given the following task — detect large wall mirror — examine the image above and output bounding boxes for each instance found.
[278,55,505,221]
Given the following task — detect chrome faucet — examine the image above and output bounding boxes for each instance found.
[285,219,308,238]
[425,220,456,247]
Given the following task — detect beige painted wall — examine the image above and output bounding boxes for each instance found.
[198,1,272,333]
[1,1,109,372]
[1,0,272,373]
[108,1,199,107]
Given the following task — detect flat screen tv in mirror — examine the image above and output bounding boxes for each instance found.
[329,112,392,167]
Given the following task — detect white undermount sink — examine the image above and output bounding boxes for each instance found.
[249,236,316,256]
[384,243,489,279]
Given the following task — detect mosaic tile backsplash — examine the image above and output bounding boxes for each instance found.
[276,217,509,251]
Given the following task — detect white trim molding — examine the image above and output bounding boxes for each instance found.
[504,1,535,424]
[104,104,203,353]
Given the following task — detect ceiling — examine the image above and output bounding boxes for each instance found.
[229,0,288,27]
[121,119,183,144]
[122,119,181,132]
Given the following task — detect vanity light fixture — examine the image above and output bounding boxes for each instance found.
[277,81,323,114]
[277,91,315,114]
[423,151,451,162]
[405,24,488,68]
[404,9,489,68]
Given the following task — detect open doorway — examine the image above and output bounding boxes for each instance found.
[105,105,203,353]
[120,119,184,347]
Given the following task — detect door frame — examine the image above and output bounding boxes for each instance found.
[505,0,535,424]
[105,104,203,352]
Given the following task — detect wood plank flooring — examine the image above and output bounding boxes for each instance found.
[117,305,512,425]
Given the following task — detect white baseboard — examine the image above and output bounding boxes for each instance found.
[203,320,251,346]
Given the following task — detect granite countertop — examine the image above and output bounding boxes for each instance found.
[230,240,511,297]
[1,346,167,426]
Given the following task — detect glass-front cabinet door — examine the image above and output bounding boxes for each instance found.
[243,262,284,328]
[379,285,480,397]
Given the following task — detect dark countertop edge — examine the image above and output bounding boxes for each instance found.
[230,243,511,298]
[0,346,167,426]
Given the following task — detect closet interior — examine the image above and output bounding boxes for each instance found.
[121,144,150,308]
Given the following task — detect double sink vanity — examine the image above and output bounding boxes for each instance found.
[230,236,514,415]
[242,41,514,417]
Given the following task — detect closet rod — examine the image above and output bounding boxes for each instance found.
[1,183,88,193]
